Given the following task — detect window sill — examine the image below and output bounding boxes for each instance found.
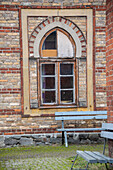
[30,105,87,109]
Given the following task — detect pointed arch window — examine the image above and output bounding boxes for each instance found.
[37,28,77,107]
[40,28,75,58]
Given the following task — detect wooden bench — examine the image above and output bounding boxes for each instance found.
[55,111,107,147]
[71,123,113,170]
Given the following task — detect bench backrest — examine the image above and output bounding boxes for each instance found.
[55,111,107,121]
[101,123,113,140]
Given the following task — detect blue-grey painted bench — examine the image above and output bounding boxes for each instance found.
[55,111,107,147]
[71,123,113,170]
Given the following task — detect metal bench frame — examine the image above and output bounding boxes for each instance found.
[71,123,113,170]
[55,111,107,147]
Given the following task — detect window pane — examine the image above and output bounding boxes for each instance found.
[42,31,57,50]
[60,64,73,75]
[42,91,55,103]
[61,90,73,103]
[41,64,56,104]
[61,77,73,89]
[42,64,55,75]
[57,30,74,58]
[42,77,55,89]
[45,42,56,49]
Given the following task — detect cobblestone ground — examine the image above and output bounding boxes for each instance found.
[1,157,72,170]
[0,145,110,170]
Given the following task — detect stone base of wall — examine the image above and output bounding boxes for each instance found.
[0,133,104,148]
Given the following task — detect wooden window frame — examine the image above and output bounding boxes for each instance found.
[40,62,57,105]
[38,60,77,108]
[59,62,76,105]
[38,28,77,108]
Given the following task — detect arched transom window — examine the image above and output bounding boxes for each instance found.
[40,28,75,58]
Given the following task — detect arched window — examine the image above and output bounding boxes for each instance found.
[38,28,77,107]
[40,28,75,58]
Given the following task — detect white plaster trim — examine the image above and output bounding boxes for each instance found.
[34,22,81,58]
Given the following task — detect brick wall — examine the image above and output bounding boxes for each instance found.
[106,0,113,158]
[0,9,21,114]
[94,6,106,109]
[0,0,107,135]
[106,0,113,123]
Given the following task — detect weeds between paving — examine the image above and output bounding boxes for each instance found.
[0,144,112,170]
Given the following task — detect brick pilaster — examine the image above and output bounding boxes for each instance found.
[106,0,113,123]
[106,0,113,158]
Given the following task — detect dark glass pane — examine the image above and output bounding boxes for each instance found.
[42,77,55,89]
[61,77,73,89]
[42,31,57,50]
[60,64,73,75]
[45,42,56,49]
[42,64,55,75]
[42,91,55,103]
[61,90,73,103]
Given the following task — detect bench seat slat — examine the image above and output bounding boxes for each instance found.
[93,152,113,163]
[101,131,113,140]
[55,115,107,121]
[102,123,113,130]
[85,151,107,163]
[76,150,97,163]
[57,128,103,132]
[55,111,107,116]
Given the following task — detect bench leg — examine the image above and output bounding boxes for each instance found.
[105,163,109,170]
[62,131,64,145]
[70,154,89,170]
[70,154,78,170]
[86,162,89,170]
[64,131,68,147]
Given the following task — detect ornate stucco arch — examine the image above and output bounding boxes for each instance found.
[29,16,86,59]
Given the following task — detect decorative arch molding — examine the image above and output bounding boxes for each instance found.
[29,16,86,58]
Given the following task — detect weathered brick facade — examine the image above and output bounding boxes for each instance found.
[106,0,113,158]
[0,0,107,138]
[106,0,113,123]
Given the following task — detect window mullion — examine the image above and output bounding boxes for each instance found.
[75,59,78,106]
[37,59,41,107]
[57,62,60,105]
[56,29,58,58]
[73,62,76,104]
